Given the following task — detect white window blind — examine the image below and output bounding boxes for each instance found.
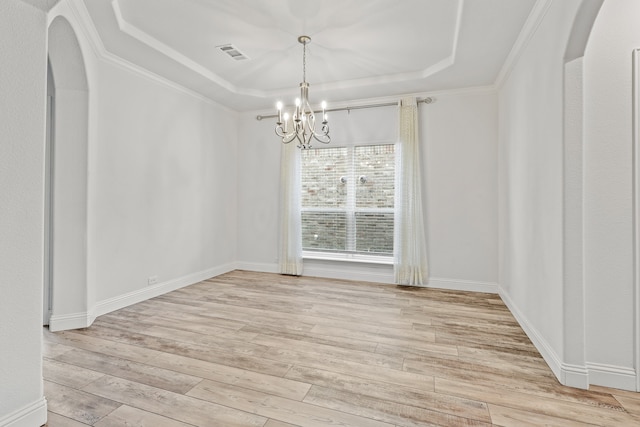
[301,144,395,256]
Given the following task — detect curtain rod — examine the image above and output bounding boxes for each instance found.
[255,96,434,121]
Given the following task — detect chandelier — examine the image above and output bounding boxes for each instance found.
[275,36,330,149]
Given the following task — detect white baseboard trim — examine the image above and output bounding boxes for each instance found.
[237,261,500,293]
[235,262,279,274]
[237,260,396,284]
[499,288,594,390]
[499,289,639,391]
[49,311,93,332]
[0,397,47,427]
[50,263,236,332]
[499,288,565,385]
[303,261,395,284]
[428,277,499,294]
[561,363,590,390]
[238,260,396,284]
[93,263,237,318]
[587,363,637,391]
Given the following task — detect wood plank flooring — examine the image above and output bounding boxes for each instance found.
[42,270,640,426]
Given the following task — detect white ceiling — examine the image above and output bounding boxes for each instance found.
[82,0,538,111]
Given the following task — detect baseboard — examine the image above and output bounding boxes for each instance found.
[499,289,639,391]
[50,263,236,331]
[49,311,93,332]
[235,261,279,274]
[499,288,565,385]
[237,261,500,293]
[236,260,396,284]
[561,363,590,390]
[587,363,637,391]
[236,261,395,284]
[302,260,395,284]
[499,288,595,390]
[427,277,499,294]
[236,259,393,283]
[93,263,237,318]
[0,397,47,427]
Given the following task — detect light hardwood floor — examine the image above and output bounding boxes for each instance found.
[43,270,640,426]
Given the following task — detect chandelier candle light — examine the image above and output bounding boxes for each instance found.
[275,36,330,149]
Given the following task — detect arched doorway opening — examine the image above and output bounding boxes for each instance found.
[46,16,90,331]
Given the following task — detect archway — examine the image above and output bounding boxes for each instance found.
[47,16,90,331]
[560,0,602,389]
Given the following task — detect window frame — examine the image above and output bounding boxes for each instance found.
[300,140,395,264]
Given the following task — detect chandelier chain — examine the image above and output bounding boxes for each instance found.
[302,40,307,83]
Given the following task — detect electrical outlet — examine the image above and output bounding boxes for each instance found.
[148,275,158,286]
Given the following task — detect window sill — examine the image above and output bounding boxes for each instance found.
[302,251,393,265]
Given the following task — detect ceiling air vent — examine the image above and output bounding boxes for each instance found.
[217,44,249,61]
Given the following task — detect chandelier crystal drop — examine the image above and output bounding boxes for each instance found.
[275,36,330,149]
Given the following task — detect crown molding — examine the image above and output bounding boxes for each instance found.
[110,0,259,98]
[494,0,553,89]
[108,0,463,100]
[62,0,105,57]
[60,0,235,113]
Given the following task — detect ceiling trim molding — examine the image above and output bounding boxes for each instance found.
[266,56,456,99]
[297,0,464,97]
[494,0,553,89]
[61,0,235,111]
[449,0,464,67]
[259,0,464,98]
[62,0,106,56]
[111,0,260,98]
[109,0,464,101]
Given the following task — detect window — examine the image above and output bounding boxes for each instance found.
[301,144,395,259]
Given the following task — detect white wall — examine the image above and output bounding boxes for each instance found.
[583,0,640,389]
[0,0,241,421]
[0,0,48,425]
[40,1,240,331]
[424,91,498,287]
[498,0,583,380]
[89,61,239,305]
[498,0,640,391]
[237,90,498,291]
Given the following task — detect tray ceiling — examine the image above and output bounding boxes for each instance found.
[81,0,538,111]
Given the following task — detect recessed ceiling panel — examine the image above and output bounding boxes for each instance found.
[114,0,458,91]
[81,0,537,110]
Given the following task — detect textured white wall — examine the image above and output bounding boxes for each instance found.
[562,57,587,386]
[90,62,239,303]
[498,0,583,369]
[498,0,640,390]
[423,91,498,285]
[41,2,240,327]
[583,0,640,387]
[0,0,48,425]
[237,90,499,288]
[50,88,88,316]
